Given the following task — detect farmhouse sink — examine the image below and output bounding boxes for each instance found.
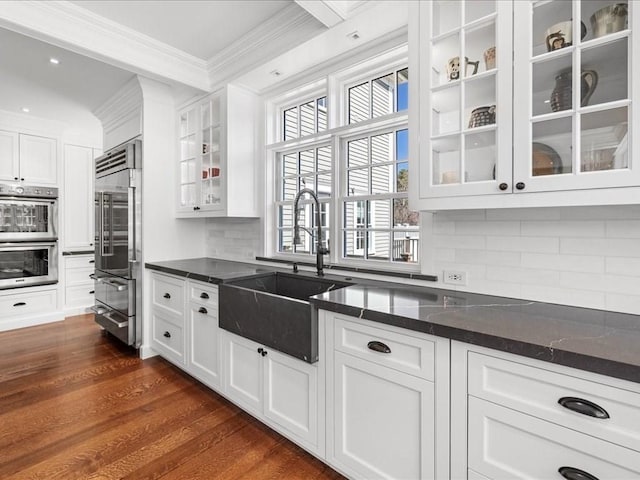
[218,272,352,363]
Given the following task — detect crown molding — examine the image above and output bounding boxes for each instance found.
[0,0,209,90]
[93,77,142,132]
[206,3,324,89]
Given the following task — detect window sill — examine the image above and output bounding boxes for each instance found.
[255,256,437,282]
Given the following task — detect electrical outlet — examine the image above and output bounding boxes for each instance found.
[443,270,467,286]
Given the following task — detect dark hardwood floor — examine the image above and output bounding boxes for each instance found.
[0,314,345,479]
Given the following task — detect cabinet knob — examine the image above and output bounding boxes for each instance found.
[20,178,24,181]
[257,347,268,356]
[198,307,208,314]
[13,302,26,307]
[89,290,95,294]
[163,331,171,338]
[499,182,509,191]
[193,206,201,211]
[89,260,95,264]
[515,182,526,190]
[14,177,18,181]
[367,340,391,354]
[558,466,599,480]
[558,397,609,419]
[163,293,171,299]
[200,292,209,299]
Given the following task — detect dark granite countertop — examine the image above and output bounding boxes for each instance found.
[146,258,640,384]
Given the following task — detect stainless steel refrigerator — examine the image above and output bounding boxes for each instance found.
[91,139,142,347]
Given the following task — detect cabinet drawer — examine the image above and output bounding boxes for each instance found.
[188,281,218,307]
[468,396,640,479]
[0,289,56,318]
[152,310,185,364]
[468,351,640,451]
[65,284,95,308]
[333,315,435,381]
[65,255,95,269]
[151,273,185,317]
[65,267,94,286]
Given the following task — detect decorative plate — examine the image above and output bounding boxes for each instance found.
[532,142,562,176]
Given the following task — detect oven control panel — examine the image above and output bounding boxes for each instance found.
[0,183,58,199]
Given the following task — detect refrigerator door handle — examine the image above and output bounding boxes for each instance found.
[98,192,105,257]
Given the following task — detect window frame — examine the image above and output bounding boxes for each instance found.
[265,45,418,271]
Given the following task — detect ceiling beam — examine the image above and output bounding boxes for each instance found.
[294,0,349,28]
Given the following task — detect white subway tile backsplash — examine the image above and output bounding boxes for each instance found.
[606,257,640,275]
[433,248,456,262]
[606,220,640,238]
[486,265,560,286]
[455,221,520,236]
[560,238,640,257]
[433,234,486,250]
[487,235,559,253]
[521,220,605,237]
[521,253,605,273]
[431,206,640,314]
[605,293,640,315]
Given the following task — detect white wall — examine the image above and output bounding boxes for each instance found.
[205,218,261,261]
[425,205,640,315]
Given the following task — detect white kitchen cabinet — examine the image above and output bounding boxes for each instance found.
[410,0,640,210]
[0,130,19,182]
[0,286,59,332]
[150,272,187,366]
[62,144,95,250]
[324,311,450,480]
[63,254,95,314]
[18,134,57,185]
[176,84,258,218]
[222,329,321,454]
[0,132,57,185]
[187,282,221,389]
[450,341,640,479]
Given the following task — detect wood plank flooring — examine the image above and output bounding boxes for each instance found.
[0,314,345,479]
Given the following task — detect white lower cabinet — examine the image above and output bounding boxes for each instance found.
[468,396,640,479]
[324,310,450,480]
[63,254,95,313]
[0,286,59,332]
[187,283,220,389]
[222,329,321,454]
[451,341,640,480]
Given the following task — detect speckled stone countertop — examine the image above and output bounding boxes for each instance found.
[146,258,640,384]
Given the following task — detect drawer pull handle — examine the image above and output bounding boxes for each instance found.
[198,307,208,314]
[163,293,171,299]
[13,302,26,307]
[89,260,95,264]
[200,292,209,299]
[367,340,391,354]
[89,290,95,294]
[163,331,171,338]
[558,397,609,419]
[558,466,599,480]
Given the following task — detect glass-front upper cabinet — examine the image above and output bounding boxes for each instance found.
[415,0,513,199]
[176,85,258,218]
[513,0,639,192]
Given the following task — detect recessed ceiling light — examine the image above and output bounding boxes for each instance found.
[49,57,60,65]
[22,107,30,113]
[270,69,282,77]
[347,31,360,40]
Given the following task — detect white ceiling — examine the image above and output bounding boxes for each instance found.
[0,26,134,128]
[69,0,294,60]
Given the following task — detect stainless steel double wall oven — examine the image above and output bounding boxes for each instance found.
[91,139,142,347]
[0,184,58,289]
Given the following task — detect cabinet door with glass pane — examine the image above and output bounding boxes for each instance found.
[416,0,513,199]
[513,0,639,193]
[177,105,198,213]
[199,94,223,212]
